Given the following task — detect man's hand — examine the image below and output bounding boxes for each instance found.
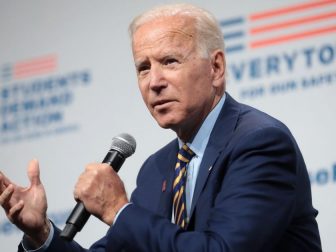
[0,159,49,248]
[74,163,129,225]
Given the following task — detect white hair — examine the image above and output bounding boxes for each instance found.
[128,3,225,58]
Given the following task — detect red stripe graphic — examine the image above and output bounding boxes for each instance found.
[247,0,336,48]
[250,0,336,21]
[250,25,336,48]
[250,11,336,34]
[14,55,57,79]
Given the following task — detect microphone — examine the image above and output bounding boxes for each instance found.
[60,133,136,241]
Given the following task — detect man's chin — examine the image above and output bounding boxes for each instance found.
[152,111,183,130]
[157,121,174,129]
[155,118,178,130]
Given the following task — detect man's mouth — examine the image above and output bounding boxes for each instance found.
[152,99,174,109]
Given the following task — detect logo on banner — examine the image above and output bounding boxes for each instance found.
[309,163,336,186]
[0,55,57,82]
[220,0,336,99]
[0,54,92,144]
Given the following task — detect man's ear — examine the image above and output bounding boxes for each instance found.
[210,50,226,85]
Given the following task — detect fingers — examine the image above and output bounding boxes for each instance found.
[74,163,111,199]
[0,184,14,207]
[0,172,5,193]
[0,184,25,224]
[73,187,80,201]
[7,200,24,223]
[85,163,111,172]
[0,170,13,188]
[27,159,41,187]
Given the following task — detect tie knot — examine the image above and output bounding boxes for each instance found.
[177,144,195,164]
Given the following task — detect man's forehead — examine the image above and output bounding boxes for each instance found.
[132,34,196,66]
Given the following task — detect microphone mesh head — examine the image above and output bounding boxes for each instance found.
[110,133,136,158]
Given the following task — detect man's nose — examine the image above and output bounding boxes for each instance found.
[149,65,167,93]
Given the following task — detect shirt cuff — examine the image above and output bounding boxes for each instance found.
[113,202,132,225]
[21,221,54,252]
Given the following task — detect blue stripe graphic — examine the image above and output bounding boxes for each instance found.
[220,16,246,54]
[223,31,245,40]
[225,45,245,53]
[1,64,12,81]
[220,17,245,27]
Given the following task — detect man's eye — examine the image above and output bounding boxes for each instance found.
[137,65,150,74]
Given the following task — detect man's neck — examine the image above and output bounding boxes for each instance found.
[176,94,224,143]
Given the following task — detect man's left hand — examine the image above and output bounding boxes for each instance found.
[74,163,129,225]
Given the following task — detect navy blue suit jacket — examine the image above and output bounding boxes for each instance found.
[19,93,321,252]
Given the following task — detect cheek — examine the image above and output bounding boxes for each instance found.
[138,83,149,103]
[182,75,214,108]
[182,73,207,96]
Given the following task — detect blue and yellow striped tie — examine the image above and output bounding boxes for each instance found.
[173,144,195,229]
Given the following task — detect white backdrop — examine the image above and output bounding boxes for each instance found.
[0,0,335,251]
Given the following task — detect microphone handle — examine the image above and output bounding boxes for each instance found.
[60,150,125,241]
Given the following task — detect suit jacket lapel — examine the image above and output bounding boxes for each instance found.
[189,93,241,218]
[156,140,179,219]
[190,144,220,216]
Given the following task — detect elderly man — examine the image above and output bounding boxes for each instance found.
[0,3,321,252]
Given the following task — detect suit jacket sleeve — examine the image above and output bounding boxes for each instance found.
[104,126,304,252]
[17,222,110,252]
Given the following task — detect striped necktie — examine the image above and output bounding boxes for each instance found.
[173,144,195,229]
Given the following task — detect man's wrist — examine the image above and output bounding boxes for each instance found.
[22,219,54,252]
[25,218,51,248]
[103,198,129,225]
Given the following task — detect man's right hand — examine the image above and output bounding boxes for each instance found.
[0,159,50,248]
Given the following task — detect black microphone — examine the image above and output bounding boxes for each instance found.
[60,133,136,241]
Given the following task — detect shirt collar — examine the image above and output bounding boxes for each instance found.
[178,93,226,158]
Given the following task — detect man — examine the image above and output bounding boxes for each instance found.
[0,3,321,252]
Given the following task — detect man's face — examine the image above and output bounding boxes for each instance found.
[132,16,221,140]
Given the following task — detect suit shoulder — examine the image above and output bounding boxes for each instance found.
[235,102,291,136]
[137,139,177,176]
[214,97,298,151]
